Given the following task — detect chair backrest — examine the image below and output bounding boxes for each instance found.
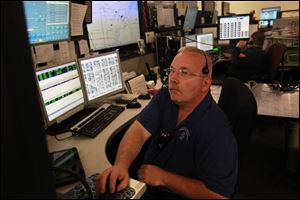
[218,77,257,158]
[266,43,286,82]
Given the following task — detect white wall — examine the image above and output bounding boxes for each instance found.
[215,1,299,19]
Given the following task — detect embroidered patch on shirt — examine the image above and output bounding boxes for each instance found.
[239,53,247,58]
[178,127,190,142]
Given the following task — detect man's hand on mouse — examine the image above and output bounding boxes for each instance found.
[95,165,129,195]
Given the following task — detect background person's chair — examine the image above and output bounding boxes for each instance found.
[218,77,258,160]
[266,43,287,83]
[217,77,258,198]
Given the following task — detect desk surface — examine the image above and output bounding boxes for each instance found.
[211,83,299,119]
[47,99,150,198]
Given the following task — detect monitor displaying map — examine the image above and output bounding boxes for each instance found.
[87,1,141,51]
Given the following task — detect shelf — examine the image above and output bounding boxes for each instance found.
[195,24,217,28]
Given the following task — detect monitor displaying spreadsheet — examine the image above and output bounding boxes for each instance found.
[218,14,250,40]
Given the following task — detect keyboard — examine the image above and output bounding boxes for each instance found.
[65,173,136,199]
[71,104,125,138]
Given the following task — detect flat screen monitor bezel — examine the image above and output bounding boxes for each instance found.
[218,14,251,40]
[35,60,85,127]
[77,50,125,105]
[260,6,281,20]
[87,1,141,52]
[23,1,71,45]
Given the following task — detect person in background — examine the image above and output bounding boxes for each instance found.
[250,10,257,23]
[96,46,238,198]
[226,31,268,82]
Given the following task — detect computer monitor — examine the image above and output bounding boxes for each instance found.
[181,35,197,47]
[259,7,280,28]
[260,7,280,21]
[197,33,214,51]
[78,51,125,104]
[218,14,251,40]
[87,1,140,51]
[258,20,271,29]
[183,6,198,32]
[35,61,85,126]
[181,33,213,51]
[23,1,70,45]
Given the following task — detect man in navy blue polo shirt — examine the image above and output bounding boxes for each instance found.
[96,46,238,198]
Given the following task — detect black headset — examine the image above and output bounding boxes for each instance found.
[202,53,209,75]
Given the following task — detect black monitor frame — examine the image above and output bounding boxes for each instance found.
[217,14,251,41]
[86,1,141,57]
[259,7,281,29]
[260,6,281,20]
[34,60,85,127]
[77,50,125,106]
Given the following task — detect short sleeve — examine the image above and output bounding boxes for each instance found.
[136,88,167,135]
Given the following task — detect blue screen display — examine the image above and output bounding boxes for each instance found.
[23,1,70,45]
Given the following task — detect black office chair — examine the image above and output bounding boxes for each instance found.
[218,77,257,160]
[217,77,257,197]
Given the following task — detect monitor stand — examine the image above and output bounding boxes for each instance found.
[46,107,96,136]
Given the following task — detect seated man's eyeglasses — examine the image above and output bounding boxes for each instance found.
[164,67,205,79]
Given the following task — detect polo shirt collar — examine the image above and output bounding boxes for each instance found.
[173,93,213,128]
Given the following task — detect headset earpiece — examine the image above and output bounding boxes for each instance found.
[202,53,209,75]
[202,65,209,75]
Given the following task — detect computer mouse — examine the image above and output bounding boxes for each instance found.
[126,101,141,109]
[137,93,151,100]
